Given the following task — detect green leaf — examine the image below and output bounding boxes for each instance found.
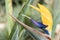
[5,0,14,34]
[51,0,60,39]
[9,0,33,40]
[11,26,19,40]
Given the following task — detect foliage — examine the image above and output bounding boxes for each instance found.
[0,0,60,40]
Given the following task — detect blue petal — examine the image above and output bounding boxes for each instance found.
[30,19,47,29]
[37,22,47,28]
[43,29,49,35]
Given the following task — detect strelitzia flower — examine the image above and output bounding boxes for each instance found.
[30,3,53,33]
[22,14,49,35]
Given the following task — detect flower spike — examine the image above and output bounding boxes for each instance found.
[22,14,49,35]
[30,3,53,32]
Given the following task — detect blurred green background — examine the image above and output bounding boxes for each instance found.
[0,0,60,40]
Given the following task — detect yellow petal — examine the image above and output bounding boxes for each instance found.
[30,5,40,12]
[38,3,53,32]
